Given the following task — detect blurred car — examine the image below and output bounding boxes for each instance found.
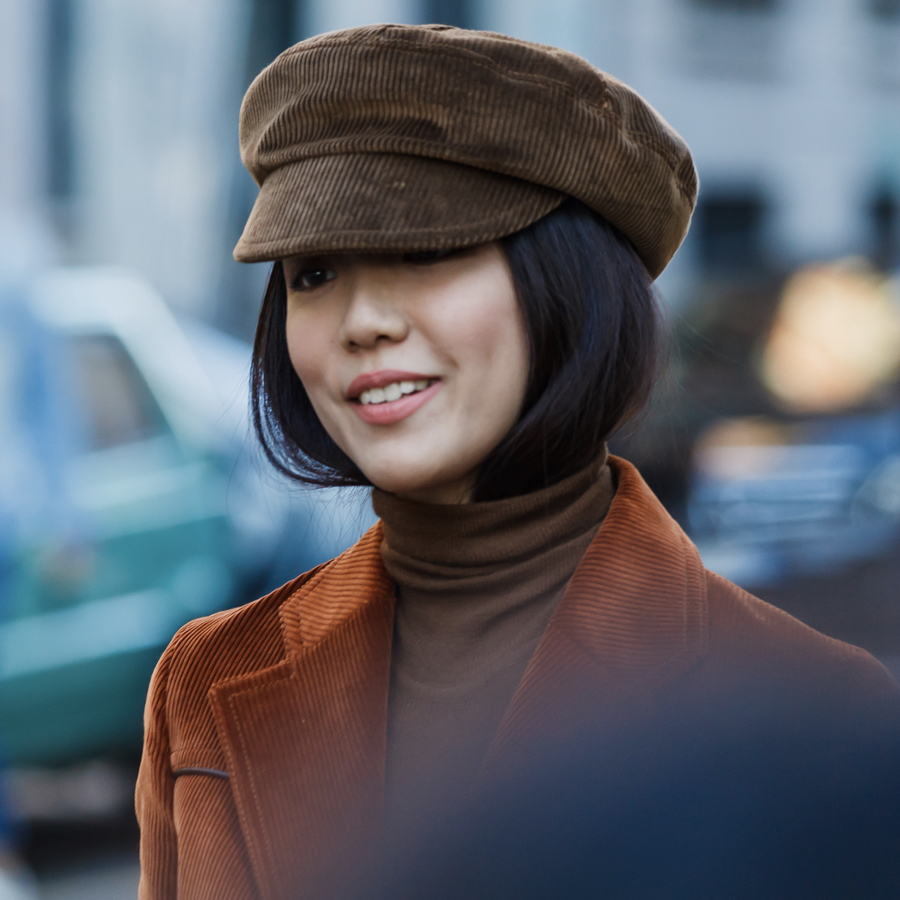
[0,267,374,765]
[688,411,900,589]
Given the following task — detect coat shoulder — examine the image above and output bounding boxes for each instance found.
[164,565,319,687]
[150,560,331,760]
[702,568,900,706]
[161,519,386,691]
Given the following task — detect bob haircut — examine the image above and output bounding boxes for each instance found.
[250,199,659,502]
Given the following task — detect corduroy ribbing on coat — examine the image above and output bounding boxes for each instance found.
[136,457,900,900]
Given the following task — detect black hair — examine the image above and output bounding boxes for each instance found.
[250,198,658,502]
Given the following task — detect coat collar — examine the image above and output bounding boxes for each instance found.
[209,457,707,899]
[484,456,708,766]
[534,455,707,677]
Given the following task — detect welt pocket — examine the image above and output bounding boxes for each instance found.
[171,748,229,779]
[172,766,229,780]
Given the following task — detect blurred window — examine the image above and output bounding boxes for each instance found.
[870,189,899,270]
[863,3,900,90]
[869,0,900,19]
[46,0,74,201]
[681,0,782,81]
[690,0,778,8]
[67,334,168,451]
[696,192,768,275]
[424,0,474,28]
[246,0,295,81]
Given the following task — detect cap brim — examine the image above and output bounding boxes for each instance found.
[233,153,566,263]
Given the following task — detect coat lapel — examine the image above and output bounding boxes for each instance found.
[486,456,709,767]
[209,524,395,900]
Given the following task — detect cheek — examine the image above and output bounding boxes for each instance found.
[283,302,361,461]
[449,296,530,413]
[285,307,330,395]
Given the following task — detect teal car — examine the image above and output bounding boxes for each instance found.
[0,268,372,765]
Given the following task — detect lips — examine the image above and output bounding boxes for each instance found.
[346,369,436,400]
[346,369,442,426]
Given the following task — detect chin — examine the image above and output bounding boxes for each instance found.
[363,464,472,503]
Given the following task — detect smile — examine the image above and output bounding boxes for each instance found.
[359,379,431,405]
[347,370,442,426]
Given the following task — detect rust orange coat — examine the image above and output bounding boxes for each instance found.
[136,457,900,900]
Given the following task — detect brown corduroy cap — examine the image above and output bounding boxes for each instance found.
[235,24,698,279]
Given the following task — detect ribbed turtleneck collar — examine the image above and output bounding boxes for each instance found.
[373,448,611,574]
[375,453,615,823]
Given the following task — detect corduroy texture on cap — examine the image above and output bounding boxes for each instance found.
[234,24,698,279]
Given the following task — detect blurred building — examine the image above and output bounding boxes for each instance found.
[472,0,900,307]
[0,0,898,328]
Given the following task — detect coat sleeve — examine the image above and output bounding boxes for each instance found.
[136,645,178,900]
[702,570,900,715]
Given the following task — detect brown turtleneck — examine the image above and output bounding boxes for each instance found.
[372,455,615,823]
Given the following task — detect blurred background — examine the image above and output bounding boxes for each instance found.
[1,0,900,896]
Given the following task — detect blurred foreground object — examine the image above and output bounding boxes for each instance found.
[759,262,900,414]
[355,680,900,900]
[0,267,372,766]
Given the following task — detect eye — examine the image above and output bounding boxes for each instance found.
[402,248,458,264]
[289,266,336,291]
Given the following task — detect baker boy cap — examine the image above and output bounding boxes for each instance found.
[235,24,698,280]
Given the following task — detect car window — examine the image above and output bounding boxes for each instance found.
[67,334,169,450]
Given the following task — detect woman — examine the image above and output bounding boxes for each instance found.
[136,24,900,900]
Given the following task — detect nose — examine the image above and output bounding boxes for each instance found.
[338,265,409,350]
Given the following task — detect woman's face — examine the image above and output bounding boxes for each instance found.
[283,243,530,504]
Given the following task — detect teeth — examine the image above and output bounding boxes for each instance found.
[359,379,431,405]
